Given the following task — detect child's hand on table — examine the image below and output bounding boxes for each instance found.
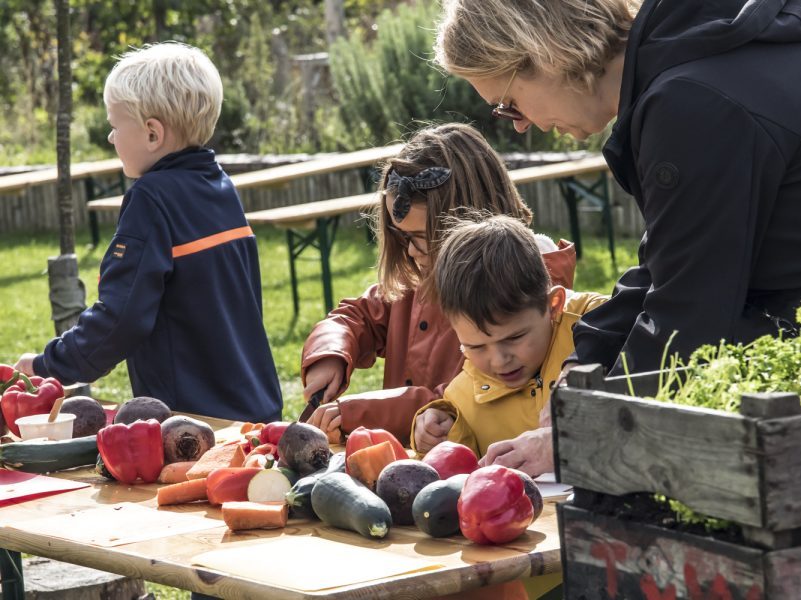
[479,427,554,478]
[13,354,36,377]
[307,402,343,442]
[414,408,454,453]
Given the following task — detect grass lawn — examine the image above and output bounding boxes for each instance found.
[0,221,638,598]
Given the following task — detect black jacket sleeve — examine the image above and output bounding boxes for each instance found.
[573,77,786,374]
[34,187,173,384]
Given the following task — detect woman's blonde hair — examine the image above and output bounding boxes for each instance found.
[375,123,532,301]
[104,42,223,146]
[435,0,639,91]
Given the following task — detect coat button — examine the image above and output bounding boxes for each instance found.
[419,321,428,331]
[481,384,490,391]
[405,379,413,386]
[530,389,536,397]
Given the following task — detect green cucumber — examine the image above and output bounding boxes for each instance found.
[311,472,392,538]
[0,436,99,473]
[412,473,469,537]
[286,451,347,519]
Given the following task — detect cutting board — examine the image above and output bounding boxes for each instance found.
[0,471,89,507]
[192,535,444,591]
[7,502,222,547]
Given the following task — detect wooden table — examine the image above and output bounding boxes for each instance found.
[0,417,564,599]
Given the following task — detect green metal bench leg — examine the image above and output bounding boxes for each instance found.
[0,549,25,600]
[316,216,339,314]
[286,229,300,317]
[561,181,583,260]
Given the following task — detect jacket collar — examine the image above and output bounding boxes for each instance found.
[147,146,218,174]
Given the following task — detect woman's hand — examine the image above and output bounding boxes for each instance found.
[479,428,554,478]
[413,408,454,453]
[303,357,347,404]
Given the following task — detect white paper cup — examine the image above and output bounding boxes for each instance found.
[16,413,76,441]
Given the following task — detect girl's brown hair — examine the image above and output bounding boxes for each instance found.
[375,123,532,301]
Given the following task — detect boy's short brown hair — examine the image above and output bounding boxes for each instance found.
[435,214,551,332]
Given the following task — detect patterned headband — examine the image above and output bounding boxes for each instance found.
[386,167,452,222]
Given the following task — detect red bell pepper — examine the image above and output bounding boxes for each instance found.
[457,465,534,545]
[344,426,406,474]
[96,419,164,484]
[422,441,479,479]
[1,372,64,437]
[0,365,17,394]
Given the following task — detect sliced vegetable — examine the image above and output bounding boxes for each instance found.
[160,415,215,464]
[412,474,469,537]
[205,467,263,506]
[0,436,98,474]
[346,440,399,490]
[247,469,293,503]
[156,478,208,506]
[345,427,406,475]
[185,443,246,480]
[222,501,288,531]
[421,441,479,479]
[157,461,197,484]
[311,472,392,539]
[375,459,440,525]
[277,422,330,476]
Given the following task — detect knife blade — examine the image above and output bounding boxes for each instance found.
[298,389,325,423]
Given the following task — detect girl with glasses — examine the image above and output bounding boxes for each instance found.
[301,123,576,446]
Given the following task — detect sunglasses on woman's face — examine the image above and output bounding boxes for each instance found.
[492,70,524,121]
[387,224,429,255]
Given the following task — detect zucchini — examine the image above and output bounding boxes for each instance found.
[285,451,347,519]
[412,473,469,537]
[0,435,99,474]
[311,472,392,538]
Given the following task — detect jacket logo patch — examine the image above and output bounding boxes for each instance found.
[112,243,126,259]
[654,162,679,190]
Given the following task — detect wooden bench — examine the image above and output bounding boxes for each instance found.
[246,154,613,316]
[0,158,126,247]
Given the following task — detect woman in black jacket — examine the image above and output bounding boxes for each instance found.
[436,0,801,374]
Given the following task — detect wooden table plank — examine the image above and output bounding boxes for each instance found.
[0,159,123,194]
[0,416,562,598]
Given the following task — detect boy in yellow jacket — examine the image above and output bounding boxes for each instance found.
[411,215,606,477]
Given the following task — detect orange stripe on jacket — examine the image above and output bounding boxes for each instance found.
[172,226,254,258]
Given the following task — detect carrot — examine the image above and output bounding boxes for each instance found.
[221,501,288,531]
[239,422,265,434]
[186,443,246,480]
[157,478,208,506]
[346,440,399,489]
[157,461,197,484]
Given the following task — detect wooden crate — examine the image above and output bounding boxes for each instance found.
[552,364,801,598]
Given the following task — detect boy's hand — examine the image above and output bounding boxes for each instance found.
[303,357,347,404]
[13,354,37,377]
[414,408,454,453]
[479,428,554,478]
[308,402,342,435]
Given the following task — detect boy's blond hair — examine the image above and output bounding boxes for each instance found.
[435,0,639,91]
[104,42,223,146]
[435,214,551,333]
[375,123,532,302]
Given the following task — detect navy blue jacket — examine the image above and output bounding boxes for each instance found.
[573,0,801,374]
[35,148,283,422]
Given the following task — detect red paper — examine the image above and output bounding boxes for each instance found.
[0,470,89,507]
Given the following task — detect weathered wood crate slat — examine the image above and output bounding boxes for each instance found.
[558,503,801,600]
[552,365,801,531]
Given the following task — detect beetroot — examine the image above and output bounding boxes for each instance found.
[376,459,440,525]
[161,415,215,463]
[278,422,330,476]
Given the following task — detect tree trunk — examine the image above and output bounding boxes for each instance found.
[53,0,86,344]
[324,0,347,46]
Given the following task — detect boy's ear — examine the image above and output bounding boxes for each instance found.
[548,285,567,320]
[144,118,166,151]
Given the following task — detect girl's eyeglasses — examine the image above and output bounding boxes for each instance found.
[492,70,524,122]
[387,224,428,255]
